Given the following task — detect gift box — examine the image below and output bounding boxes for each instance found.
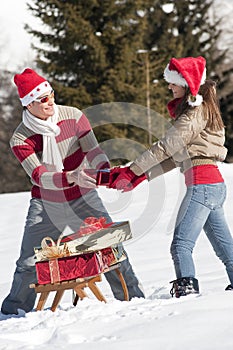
[101,246,126,266]
[34,217,130,285]
[34,218,132,262]
[36,251,108,285]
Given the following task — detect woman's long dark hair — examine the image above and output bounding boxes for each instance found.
[175,79,224,131]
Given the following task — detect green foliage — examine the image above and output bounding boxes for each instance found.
[0,71,31,193]
[215,62,233,162]
[1,0,232,193]
[26,0,223,107]
[26,0,145,106]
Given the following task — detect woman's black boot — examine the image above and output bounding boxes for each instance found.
[170,277,199,298]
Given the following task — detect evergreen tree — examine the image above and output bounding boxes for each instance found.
[1,0,231,194]
[26,0,146,106]
[0,71,31,193]
[25,0,229,160]
[138,0,224,115]
[216,61,233,162]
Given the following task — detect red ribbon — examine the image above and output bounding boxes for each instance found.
[77,217,110,237]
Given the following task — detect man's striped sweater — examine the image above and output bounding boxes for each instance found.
[10,105,109,202]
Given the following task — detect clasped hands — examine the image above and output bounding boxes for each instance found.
[67,166,147,192]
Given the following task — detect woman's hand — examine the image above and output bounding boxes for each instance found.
[109,166,147,192]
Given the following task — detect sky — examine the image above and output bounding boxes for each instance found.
[0,0,36,71]
[0,163,233,349]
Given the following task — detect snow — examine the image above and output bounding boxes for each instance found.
[0,163,233,349]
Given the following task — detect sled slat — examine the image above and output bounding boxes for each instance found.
[30,266,128,311]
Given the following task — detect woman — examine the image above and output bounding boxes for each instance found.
[109,56,233,297]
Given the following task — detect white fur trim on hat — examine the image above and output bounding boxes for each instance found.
[20,81,52,106]
[187,94,203,107]
[200,68,206,85]
[164,64,188,87]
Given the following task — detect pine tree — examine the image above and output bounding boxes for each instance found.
[138,0,224,114]
[26,0,146,106]
[1,0,231,194]
[216,61,233,162]
[26,0,156,150]
[25,0,228,160]
[0,70,31,193]
[26,0,223,107]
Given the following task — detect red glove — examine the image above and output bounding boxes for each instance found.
[109,166,147,192]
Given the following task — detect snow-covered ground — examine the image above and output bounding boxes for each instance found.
[0,163,233,349]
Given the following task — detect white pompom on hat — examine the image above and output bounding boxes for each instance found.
[14,68,52,106]
[164,56,206,106]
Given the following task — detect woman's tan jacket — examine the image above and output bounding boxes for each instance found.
[130,104,227,180]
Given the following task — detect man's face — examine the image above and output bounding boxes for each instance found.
[27,90,55,120]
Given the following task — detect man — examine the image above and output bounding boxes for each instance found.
[1,68,144,315]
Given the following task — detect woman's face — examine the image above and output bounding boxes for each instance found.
[168,83,186,99]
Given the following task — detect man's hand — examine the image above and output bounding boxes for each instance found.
[108,166,147,192]
[67,168,97,188]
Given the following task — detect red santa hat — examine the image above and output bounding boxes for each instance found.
[14,68,52,106]
[164,56,206,106]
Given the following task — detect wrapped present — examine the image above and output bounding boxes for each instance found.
[60,218,132,252]
[34,218,132,262]
[36,251,108,285]
[101,246,126,266]
[34,217,130,285]
[36,234,71,261]
[34,230,127,285]
[72,217,111,237]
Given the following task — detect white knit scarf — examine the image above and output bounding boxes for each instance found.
[22,104,64,171]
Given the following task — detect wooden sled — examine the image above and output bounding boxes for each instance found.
[30,265,129,312]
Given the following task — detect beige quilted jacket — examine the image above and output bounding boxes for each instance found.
[130,104,227,180]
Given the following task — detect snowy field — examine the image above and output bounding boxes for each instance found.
[0,163,233,349]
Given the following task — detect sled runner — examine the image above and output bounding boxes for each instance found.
[30,264,129,312]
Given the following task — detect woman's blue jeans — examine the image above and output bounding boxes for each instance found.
[170,182,233,285]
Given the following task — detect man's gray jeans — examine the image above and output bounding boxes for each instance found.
[1,190,144,314]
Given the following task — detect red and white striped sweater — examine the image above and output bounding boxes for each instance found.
[10,105,109,202]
